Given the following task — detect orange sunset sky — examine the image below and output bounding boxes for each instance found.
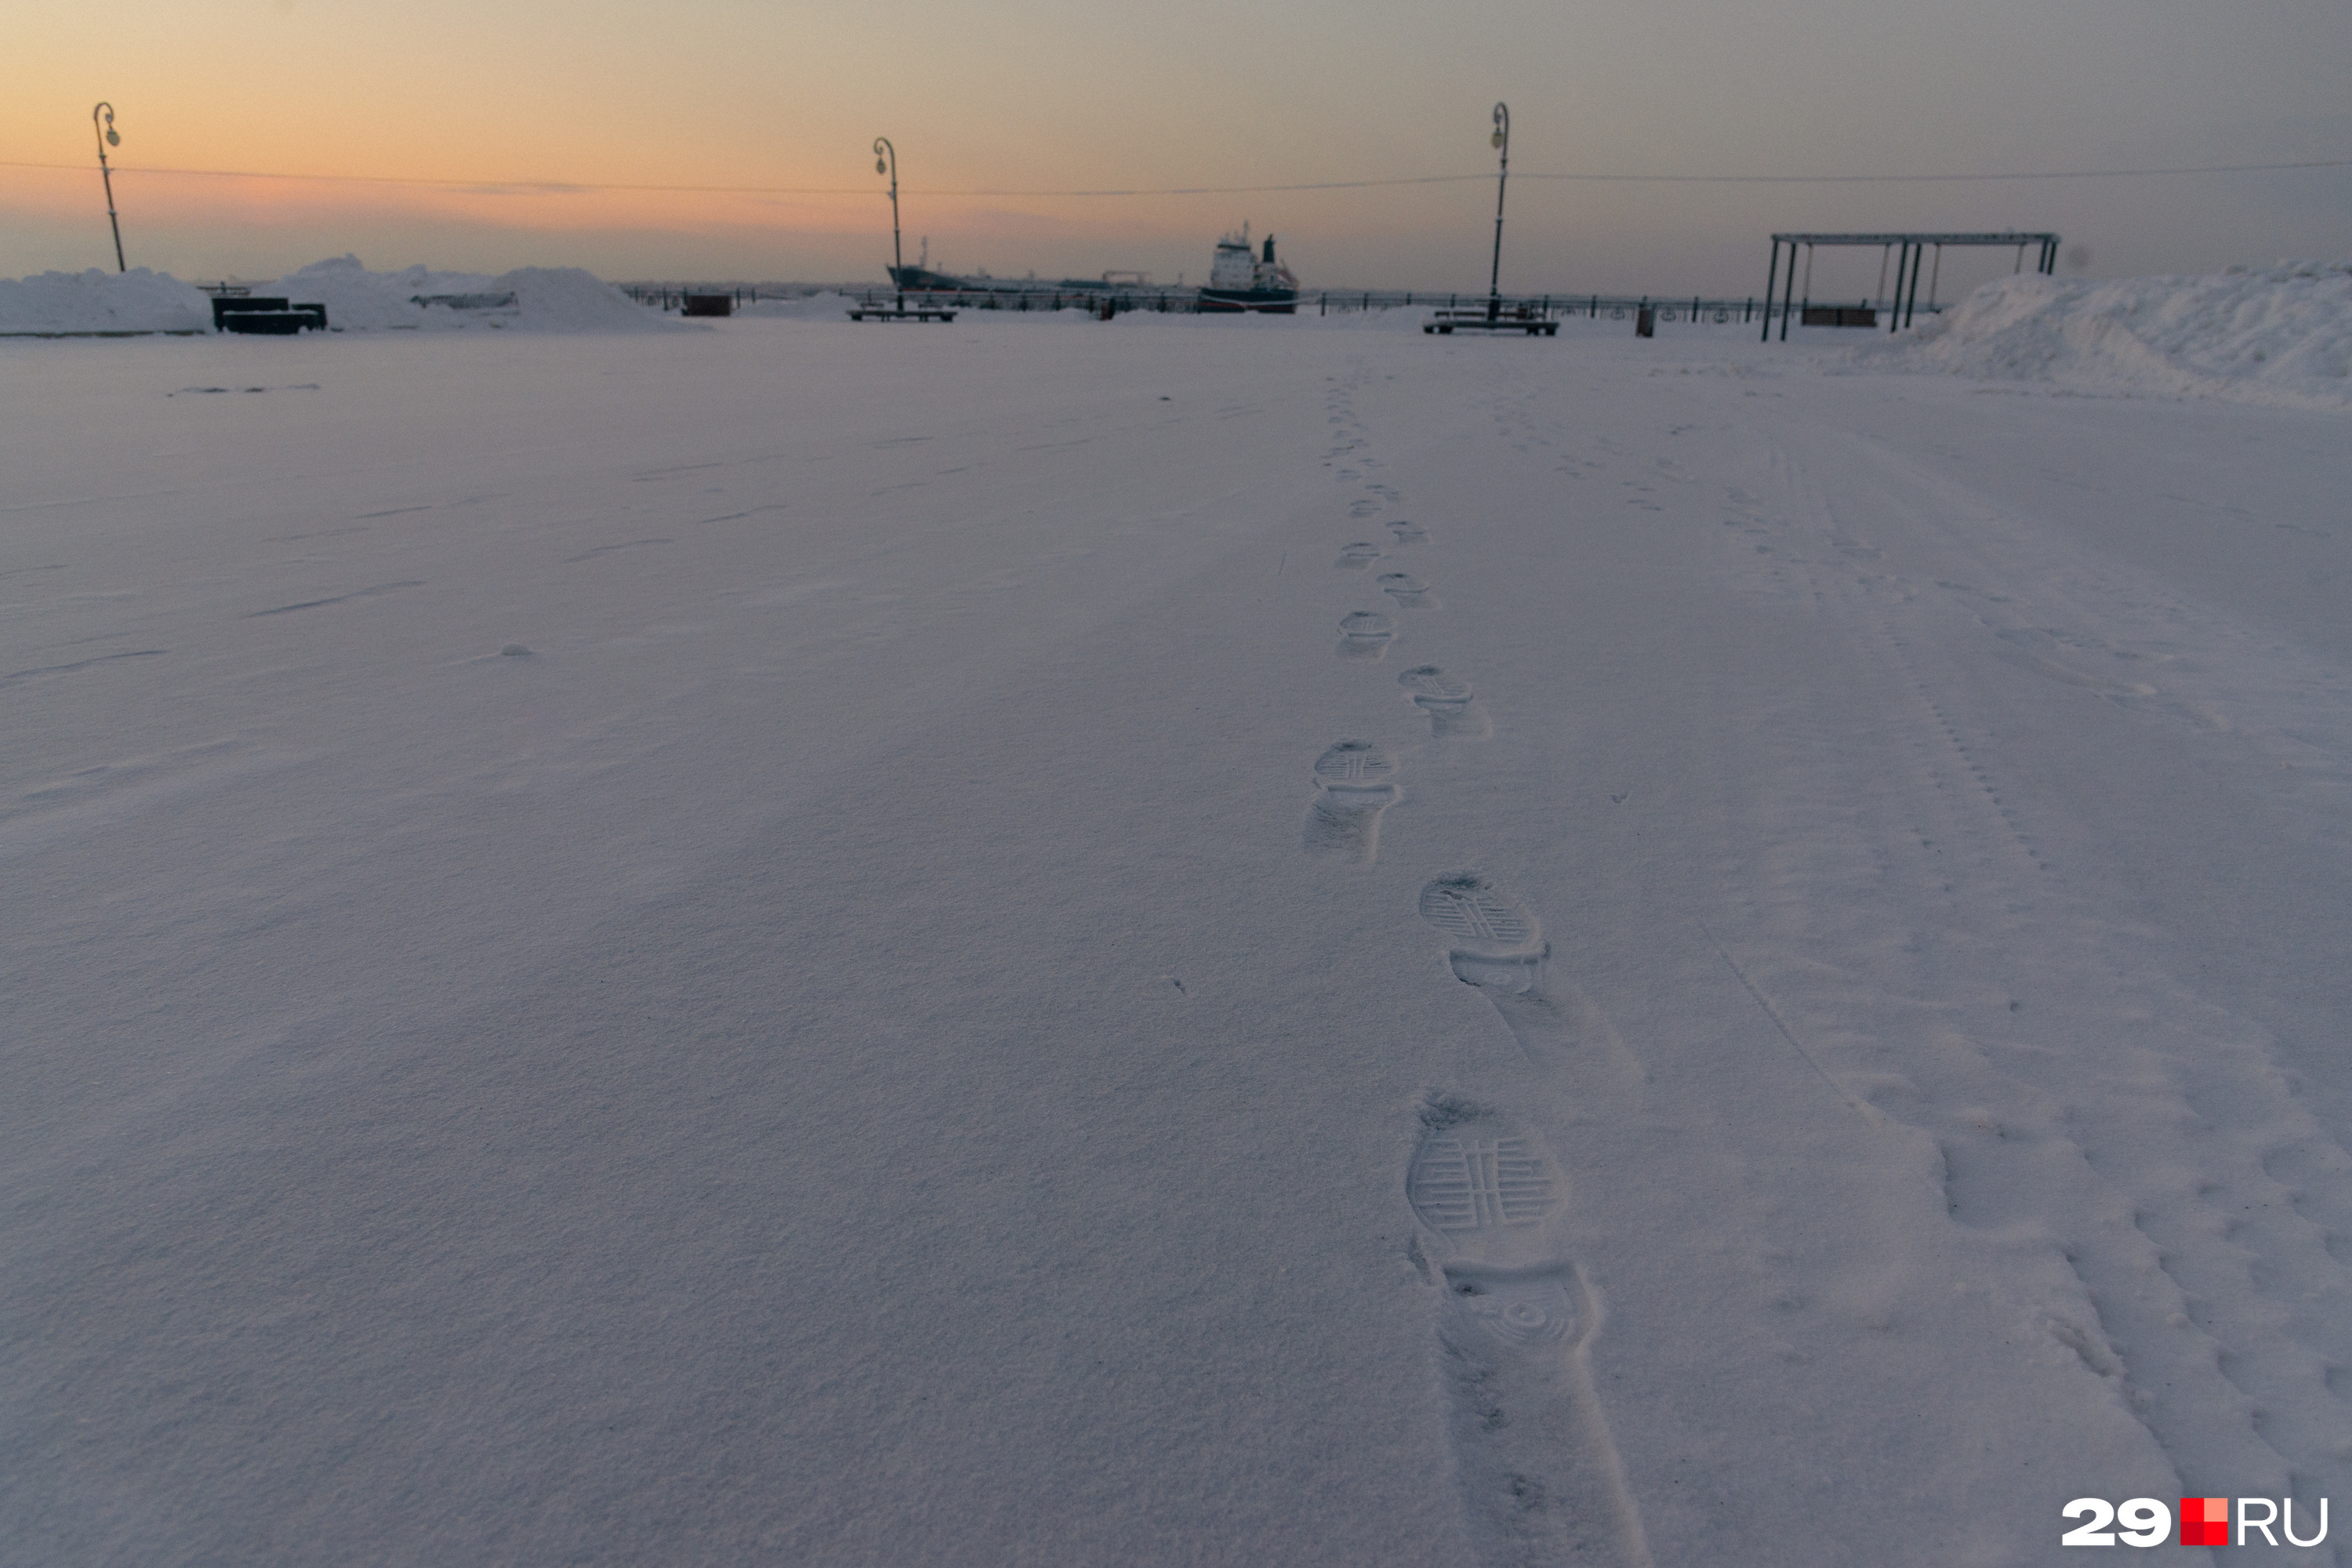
[6,0,2348,293]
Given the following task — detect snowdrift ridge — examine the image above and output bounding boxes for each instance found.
[1864,262,2352,410]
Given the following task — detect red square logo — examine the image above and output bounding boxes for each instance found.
[2181,1497,2229,1546]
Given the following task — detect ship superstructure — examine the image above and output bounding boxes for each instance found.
[1198,226,1298,314]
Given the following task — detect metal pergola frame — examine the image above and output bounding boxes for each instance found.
[1761,231,2060,341]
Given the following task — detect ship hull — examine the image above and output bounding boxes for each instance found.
[887,265,971,292]
[1196,289,1298,315]
[891,266,1116,294]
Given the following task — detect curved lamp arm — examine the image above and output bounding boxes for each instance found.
[874,137,903,299]
[93,102,125,272]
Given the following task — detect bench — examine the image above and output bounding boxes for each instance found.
[848,306,959,322]
[1423,306,1557,336]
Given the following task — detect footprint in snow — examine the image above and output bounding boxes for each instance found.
[1417,873,1639,1082]
[1420,872,1544,982]
[1348,498,1383,517]
[1337,612,1397,660]
[1337,542,1385,570]
[1408,1104,1563,1242]
[1302,741,1399,863]
[1388,521,1428,545]
[1380,572,1438,610]
[1398,666,1491,739]
[1407,1097,1653,1566]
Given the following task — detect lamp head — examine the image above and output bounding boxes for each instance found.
[1490,129,1503,148]
[107,128,120,146]
[877,157,887,174]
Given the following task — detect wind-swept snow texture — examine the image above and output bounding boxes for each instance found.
[5,307,2351,1566]
[1867,261,2352,409]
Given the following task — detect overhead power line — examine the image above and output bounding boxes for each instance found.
[2,156,2347,198]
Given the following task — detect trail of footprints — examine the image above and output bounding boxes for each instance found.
[1296,413,1652,1564]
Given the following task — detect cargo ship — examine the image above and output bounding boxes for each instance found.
[1198,226,1298,314]
[880,229,1301,313]
[887,239,1133,295]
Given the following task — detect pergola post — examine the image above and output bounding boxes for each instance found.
[1761,233,2058,343]
[1779,242,1800,340]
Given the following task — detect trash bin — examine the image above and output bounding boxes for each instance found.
[682,294,732,318]
[1635,307,1655,338]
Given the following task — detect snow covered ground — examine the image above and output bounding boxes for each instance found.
[5,303,2350,1564]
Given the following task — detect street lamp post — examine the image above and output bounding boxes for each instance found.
[874,137,902,308]
[1486,103,1509,322]
[93,102,125,273]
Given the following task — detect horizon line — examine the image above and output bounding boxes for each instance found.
[4,156,2348,199]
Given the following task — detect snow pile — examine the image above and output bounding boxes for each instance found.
[1869,262,2352,409]
[263,256,684,333]
[0,268,212,334]
[737,290,861,319]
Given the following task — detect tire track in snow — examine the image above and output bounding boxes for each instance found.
[1850,432,2352,814]
[1731,423,2352,1519]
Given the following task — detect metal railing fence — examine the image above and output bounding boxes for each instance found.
[621,282,1944,328]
